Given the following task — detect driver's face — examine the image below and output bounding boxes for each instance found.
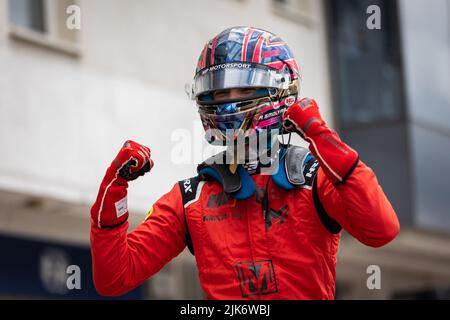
[212,88,257,102]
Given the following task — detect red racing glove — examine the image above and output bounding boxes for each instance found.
[283,98,359,184]
[91,140,153,228]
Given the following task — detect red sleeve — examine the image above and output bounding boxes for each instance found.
[316,160,400,247]
[90,183,187,296]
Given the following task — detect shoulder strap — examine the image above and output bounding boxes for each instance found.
[272,145,318,190]
[197,151,241,194]
[197,152,256,200]
[272,145,341,234]
[285,146,310,185]
[312,176,342,234]
[178,177,203,255]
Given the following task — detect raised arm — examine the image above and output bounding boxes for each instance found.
[315,162,400,247]
[283,99,400,247]
[90,141,186,296]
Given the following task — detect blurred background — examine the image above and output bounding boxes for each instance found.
[0,0,449,299]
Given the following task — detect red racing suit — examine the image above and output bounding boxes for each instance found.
[91,152,400,299]
[91,98,399,299]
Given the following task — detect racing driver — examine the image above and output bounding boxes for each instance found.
[90,26,400,299]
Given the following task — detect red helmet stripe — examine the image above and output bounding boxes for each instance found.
[266,58,300,75]
[210,35,219,66]
[252,36,265,63]
[241,27,253,62]
[201,43,208,69]
[265,60,284,70]
[262,49,281,58]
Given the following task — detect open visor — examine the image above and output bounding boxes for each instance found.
[190,62,291,100]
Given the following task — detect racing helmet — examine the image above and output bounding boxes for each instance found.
[188,26,301,144]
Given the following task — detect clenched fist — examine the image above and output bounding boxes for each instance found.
[283,98,359,184]
[114,140,153,181]
[91,140,154,228]
[282,98,325,138]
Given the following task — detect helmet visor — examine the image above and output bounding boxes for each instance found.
[191,62,290,100]
[198,99,270,142]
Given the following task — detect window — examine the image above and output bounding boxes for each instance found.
[272,0,315,27]
[327,0,404,127]
[8,0,80,56]
[9,0,45,33]
[326,0,413,227]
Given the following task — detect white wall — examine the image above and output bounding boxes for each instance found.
[0,0,332,215]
